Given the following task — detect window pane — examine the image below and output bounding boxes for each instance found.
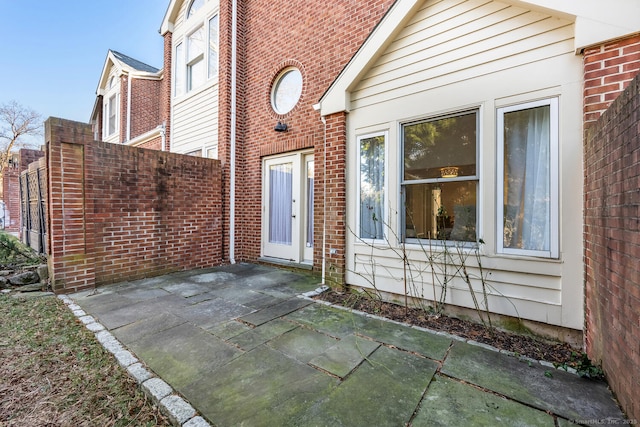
[405,181,476,242]
[208,15,219,78]
[188,58,205,90]
[269,163,293,245]
[306,160,314,247]
[188,27,204,62]
[272,69,303,114]
[175,43,184,96]
[187,0,204,18]
[503,105,551,251]
[403,112,476,180]
[108,95,117,135]
[359,135,385,239]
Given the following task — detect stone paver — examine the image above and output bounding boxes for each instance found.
[442,341,625,421]
[308,334,380,378]
[412,375,555,426]
[68,263,627,427]
[126,322,242,391]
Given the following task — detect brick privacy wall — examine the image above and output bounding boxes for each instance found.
[584,34,640,123]
[2,149,44,232]
[584,74,640,421]
[45,117,223,293]
[136,136,162,151]
[130,77,162,146]
[218,0,395,275]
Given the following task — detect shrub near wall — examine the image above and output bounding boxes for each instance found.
[46,118,222,292]
[584,74,640,422]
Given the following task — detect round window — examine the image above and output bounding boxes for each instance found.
[271,68,302,115]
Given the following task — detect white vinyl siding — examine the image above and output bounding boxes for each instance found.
[171,84,218,155]
[344,0,584,330]
[351,0,574,108]
[170,0,219,157]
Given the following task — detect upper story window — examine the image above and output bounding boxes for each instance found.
[106,94,118,137]
[187,0,204,18]
[402,110,478,243]
[497,98,558,258]
[271,68,303,115]
[174,9,219,96]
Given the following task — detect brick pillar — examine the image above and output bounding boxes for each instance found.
[45,118,96,292]
[322,112,347,289]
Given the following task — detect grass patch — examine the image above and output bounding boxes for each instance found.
[0,294,170,426]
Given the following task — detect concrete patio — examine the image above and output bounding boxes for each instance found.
[66,263,625,426]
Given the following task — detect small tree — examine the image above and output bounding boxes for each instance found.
[0,100,42,179]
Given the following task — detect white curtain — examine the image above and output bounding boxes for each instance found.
[360,136,384,239]
[269,164,293,245]
[306,175,314,247]
[504,105,550,251]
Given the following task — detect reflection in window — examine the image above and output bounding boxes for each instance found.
[208,15,219,78]
[187,27,205,91]
[402,111,478,242]
[107,95,117,136]
[187,0,204,18]
[359,134,385,240]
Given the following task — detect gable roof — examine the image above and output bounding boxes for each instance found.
[160,0,183,35]
[111,50,160,74]
[95,49,161,96]
[319,0,640,116]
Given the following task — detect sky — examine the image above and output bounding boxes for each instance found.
[0,0,167,137]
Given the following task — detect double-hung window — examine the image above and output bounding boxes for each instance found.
[402,110,479,243]
[497,98,558,258]
[106,94,117,137]
[358,133,386,240]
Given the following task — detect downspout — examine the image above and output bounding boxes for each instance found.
[126,74,132,142]
[160,122,166,151]
[229,0,237,264]
[321,116,327,285]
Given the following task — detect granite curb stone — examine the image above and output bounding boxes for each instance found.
[61,295,212,427]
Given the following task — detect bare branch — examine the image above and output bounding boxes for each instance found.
[0,100,43,178]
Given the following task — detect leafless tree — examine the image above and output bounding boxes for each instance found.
[0,100,42,179]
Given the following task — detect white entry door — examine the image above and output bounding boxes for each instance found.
[263,152,314,264]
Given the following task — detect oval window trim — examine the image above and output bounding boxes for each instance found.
[271,67,303,115]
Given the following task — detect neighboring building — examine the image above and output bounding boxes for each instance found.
[90,50,166,150]
[161,0,220,158]
[1,149,44,234]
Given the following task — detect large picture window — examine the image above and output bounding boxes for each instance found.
[402,111,478,243]
[497,98,558,258]
[358,133,385,240]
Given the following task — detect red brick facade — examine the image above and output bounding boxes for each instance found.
[130,77,162,140]
[583,34,640,124]
[217,0,395,276]
[45,118,223,293]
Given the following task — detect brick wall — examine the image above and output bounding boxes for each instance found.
[45,117,223,293]
[119,75,128,143]
[584,73,640,421]
[130,77,162,144]
[218,0,395,274]
[584,34,640,124]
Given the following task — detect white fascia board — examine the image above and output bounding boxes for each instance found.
[126,127,162,147]
[512,0,640,52]
[319,0,423,116]
[160,0,180,35]
[95,52,118,96]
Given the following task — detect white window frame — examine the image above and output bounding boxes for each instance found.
[356,131,387,242]
[104,93,118,138]
[496,97,559,258]
[174,7,219,97]
[400,109,480,245]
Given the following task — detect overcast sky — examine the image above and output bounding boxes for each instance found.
[0,0,166,132]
